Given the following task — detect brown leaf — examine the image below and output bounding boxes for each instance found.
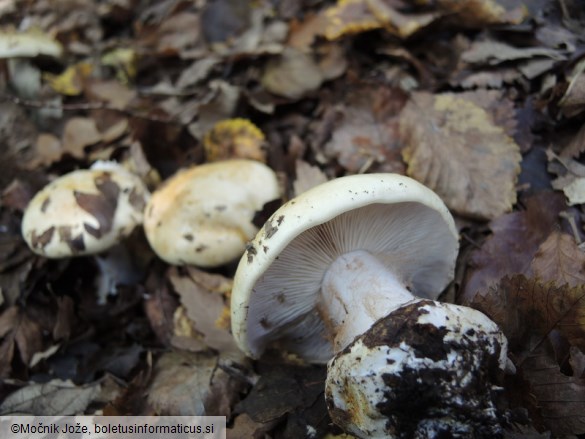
[293,160,328,196]
[522,344,585,436]
[531,231,585,288]
[549,152,585,205]
[204,367,246,418]
[237,364,326,423]
[400,90,521,219]
[559,71,585,118]
[155,12,201,55]
[561,123,585,159]
[325,85,407,174]
[169,267,240,357]
[322,0,382,41]
[0,335,15,378]
[261,48,323,100]
[227,413,278,439]
[62,117,102,159]
[85,80,136,110]
[144,269,180,346]
[0,307,18,339]
[287,13,328,50]
[147,350,217,416]
[472,275,585,356]
[13,310,43,367]
[461,40,564,66]
[430,0,528,26]
[1,179,34,212]
[462,191,565,303]
[31,133,62,167]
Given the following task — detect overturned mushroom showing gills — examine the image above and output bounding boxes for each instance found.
[143,159,280,267]
[22,162,149,258]
[230,173,508,438]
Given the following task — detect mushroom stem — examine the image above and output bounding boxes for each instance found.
[321,250,416,352]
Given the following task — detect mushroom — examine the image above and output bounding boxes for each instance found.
[326,300,507,438]
[230,173,508,438]
[143,159,280,267]
[21,161,150,301]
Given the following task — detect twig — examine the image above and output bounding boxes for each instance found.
[0,94,182,125]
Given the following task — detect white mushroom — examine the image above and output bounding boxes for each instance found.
[21,161,150,302]
[326,300,507,438]
[143,159,280,267]
[230,173,509,438]
[22,161,149,257]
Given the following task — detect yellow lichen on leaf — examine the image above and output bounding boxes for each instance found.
[323,0,382,41]
[400,91,521,220]
[215,305,231,330]
[203,118,266,162]
[44,62,93,96]
[173,306,199,339]
[101,48,137,84]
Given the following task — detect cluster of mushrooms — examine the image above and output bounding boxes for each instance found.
[21,160,510,438]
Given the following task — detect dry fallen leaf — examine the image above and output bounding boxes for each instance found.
[400,90,521,219]
[0,379,101,415]
[462,191,566,304]
[425,0,528,26]
[0,306,43,377]
[169,266,240,358]
[61,117,102,159]
[85,80,137,110]
[472,275,585,436]
[29,133,62,168]
[147,350,218,416]
[293,160,328,196]
[461,40,564,66]
[261,48,323,100]
[549,151,585,205]
[530,231,585,288]
[227,413,278,439]
[473,275,585,357]
[521,344,585,437]
[323,0,382,41]
[325,85,407,174]
[558,67,585,118]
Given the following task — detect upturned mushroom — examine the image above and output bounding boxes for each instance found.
[230,173,508,438]
[21,161,150,301]
[143,159,280,267]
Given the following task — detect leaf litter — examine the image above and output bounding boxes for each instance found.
[0,0,584,437]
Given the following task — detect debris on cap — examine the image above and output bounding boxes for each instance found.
[21,163,150,258]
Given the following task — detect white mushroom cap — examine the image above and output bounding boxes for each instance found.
[21,164,150,258]
[143,159,280,267]
[325,300,508,438]
[231,173,459,363]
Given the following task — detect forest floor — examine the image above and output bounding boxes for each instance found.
[0,0,584,438]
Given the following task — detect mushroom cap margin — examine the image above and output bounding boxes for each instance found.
[230,173,459,359]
